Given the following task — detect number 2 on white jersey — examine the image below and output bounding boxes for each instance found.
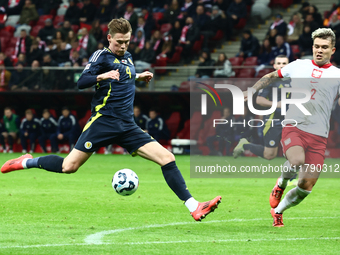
[311,88,316,100]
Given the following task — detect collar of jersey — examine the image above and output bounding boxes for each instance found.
[105,47,126,59]
[312,59,332,69]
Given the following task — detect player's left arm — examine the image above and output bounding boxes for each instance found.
[135,71,153,83]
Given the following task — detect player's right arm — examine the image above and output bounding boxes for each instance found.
[244,70,280,101]
[77,51,120,89]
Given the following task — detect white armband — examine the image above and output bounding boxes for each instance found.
[135,73,140,80]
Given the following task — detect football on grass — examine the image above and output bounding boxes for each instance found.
[112,169,139,196]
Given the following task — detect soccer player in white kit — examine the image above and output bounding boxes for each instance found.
[245,28,340,227]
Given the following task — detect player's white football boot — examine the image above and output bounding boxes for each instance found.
[232,138,249,158]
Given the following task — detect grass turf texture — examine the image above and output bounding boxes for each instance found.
[0,153,340,254]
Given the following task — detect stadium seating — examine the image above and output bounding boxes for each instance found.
[237,68,255,78]
[80,22,92,31]
[36,15,53,26]
[165,112,181,139]
[4,47,14,57]
[53,15,65,27]
[177,119,190,139]
[100,24,108,34]
[167,46,183,64]
[192,35,204,55]
[78,109,92,130]
[190,111,203,140]
[229,57,244,66]
[179,81,190,92]
[256,68,275,77]
[234,18,247,30]
[71,25,80,33]
[48,109,57,119]
[30,25,43,37]
[197,110,221,145]
[0,37,9,51]
[0,29,13,38]
[291,45,300,59]
[210,30,224,41]
[270,0,293,9]
[160,23,172,35]
[153,12,164,29]
[152,55,167,75]
[243,56,258,66]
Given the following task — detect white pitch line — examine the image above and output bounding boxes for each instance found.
[1,237,339,249]
[84,216,340,245]
[0,216,339,249]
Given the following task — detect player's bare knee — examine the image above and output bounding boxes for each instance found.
[289,158,304,169]
[264,151,276,160]
[62,163,79,174]
[162,151,175,165]
[298,178,315,191]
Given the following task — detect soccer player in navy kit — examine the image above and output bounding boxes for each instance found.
[38,109,58,153]
[1,18,221,221]
[50,107,78,153]
[233,55,291,159]
[19,109,41,153]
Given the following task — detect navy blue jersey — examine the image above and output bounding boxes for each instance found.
[57,114,77,135]
[20,118,40,135]
[134,114,149,130]
[78,47,136,122]
[40,117,58,135]
[146,116,170,141]
[258,78,291,124]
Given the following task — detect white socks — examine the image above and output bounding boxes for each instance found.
[185,197,199,212]
[278,160,297,189]
[22,158,29,169]
[275,186,311,214]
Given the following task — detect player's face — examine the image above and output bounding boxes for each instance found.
[273,57,288,70]
[108,32,131,56]
[4,109,12,118]
[133,107,140,117]
[26,113,33,121]
[312,37,335,66]
[62,110,70,118]
[43,112,50,119]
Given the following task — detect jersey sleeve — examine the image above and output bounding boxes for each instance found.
[278,60,299,78]
[82,50,107,75]
[258,85,271,98]
[78,50,108,89]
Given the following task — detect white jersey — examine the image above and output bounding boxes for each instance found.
[278,59,340,138]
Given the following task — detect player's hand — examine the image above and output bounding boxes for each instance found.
[57,134,63,140]
[97,69,120,81]
[137,71,153,83]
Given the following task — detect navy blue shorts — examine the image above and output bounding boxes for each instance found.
[75,112,155,155]
[263,125,282,148]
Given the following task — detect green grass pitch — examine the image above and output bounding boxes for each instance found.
[0,153,340,254]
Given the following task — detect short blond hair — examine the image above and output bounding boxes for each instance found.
[312,28,336,47]
[108,18,132,36]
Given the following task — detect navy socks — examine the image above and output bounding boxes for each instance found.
[243,144,264,158]
[26,155,64,173]
[161,161,192,201]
